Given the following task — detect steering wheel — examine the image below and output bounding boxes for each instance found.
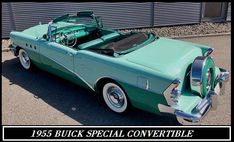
[60,33,77,48]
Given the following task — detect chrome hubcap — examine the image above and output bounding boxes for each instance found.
[21,52,30,66]
[19,50,30,69]
[103,83,128,113]
[107,87,124,108]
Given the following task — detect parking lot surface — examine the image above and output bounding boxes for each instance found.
[2,35,231,125]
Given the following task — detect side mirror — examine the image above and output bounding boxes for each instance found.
[96,16,103,28]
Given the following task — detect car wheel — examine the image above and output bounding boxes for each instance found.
[102,82,129,113]
[19,49,31,70]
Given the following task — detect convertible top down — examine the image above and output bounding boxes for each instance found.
[9,11,229,124]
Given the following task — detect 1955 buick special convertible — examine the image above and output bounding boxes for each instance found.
[9,11,229,124]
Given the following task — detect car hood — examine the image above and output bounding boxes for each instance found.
[123,37,204,77]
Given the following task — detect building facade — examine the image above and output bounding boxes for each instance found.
[2,2,231,38]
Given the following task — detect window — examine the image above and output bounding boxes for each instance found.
[202,2,228,22]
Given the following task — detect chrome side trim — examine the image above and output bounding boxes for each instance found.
[190,56,207,96]
[42,54,95,91]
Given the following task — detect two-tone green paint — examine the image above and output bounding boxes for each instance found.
[119,81,168,114]
[32,54,92,90]
[10,20,223,116]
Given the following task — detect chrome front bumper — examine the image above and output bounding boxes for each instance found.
[158,69,230,124]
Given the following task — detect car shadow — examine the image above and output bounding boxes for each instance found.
[2,57,182,125]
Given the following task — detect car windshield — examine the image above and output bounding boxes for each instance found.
[66,16,97,26]
[53,14,98,27]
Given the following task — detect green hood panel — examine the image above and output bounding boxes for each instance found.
[124,38,203,77]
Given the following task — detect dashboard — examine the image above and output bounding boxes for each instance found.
[53,26,89,43]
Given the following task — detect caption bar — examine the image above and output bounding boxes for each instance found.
[3,126,231,141]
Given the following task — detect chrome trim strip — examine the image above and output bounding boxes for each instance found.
[42,55,95,91]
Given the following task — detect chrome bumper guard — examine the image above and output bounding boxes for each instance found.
[175,91,217,123]
[159,69,229,124]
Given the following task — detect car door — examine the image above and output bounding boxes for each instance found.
[38,39,77,75]
[38,39,97,90]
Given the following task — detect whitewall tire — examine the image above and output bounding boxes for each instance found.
[102,82,129,113]
[19,49,31,70]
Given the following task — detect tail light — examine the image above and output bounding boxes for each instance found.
[163,78,182,107]
[170,79,181,106]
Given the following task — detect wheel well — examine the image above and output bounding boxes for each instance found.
[95,77,120,94]
[15,46,22,56]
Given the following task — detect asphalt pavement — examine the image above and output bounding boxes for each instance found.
[2,35,231,125]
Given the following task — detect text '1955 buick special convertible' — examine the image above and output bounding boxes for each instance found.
[9,11,229,124]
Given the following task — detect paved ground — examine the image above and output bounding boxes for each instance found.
[2,35,231,125]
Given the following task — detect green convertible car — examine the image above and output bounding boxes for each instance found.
[9,11,229,124]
